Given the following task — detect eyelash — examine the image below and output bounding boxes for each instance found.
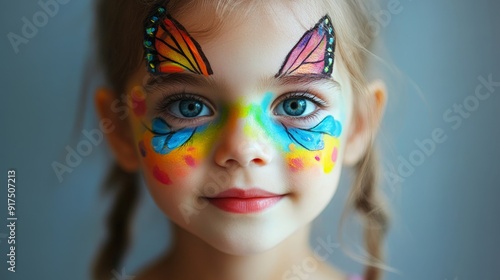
[154,93,213,125]
[273,92,327,122]
[293,110,321,122]
[153,91,327,126]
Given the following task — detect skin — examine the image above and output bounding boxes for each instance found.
[95,2,386,280]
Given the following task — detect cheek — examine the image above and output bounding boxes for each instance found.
[285,136,340,174]
[137,125,219,186]
[131,87,147,117]
[127,88,196,186]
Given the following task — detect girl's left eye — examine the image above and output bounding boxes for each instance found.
[275,97,316,117]
[168,99,212,118]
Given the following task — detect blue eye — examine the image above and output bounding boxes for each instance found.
[275,98,316,117]
[168,99,212,118]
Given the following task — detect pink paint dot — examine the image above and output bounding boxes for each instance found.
[315,155,321,161]
[153,165,172,185]
[331,147,338,163]
[132,94,146,117]
[184,155,196,167]
[289,158,304,172]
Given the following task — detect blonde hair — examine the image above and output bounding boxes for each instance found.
[93,1,389,279]
[325,1,390,279]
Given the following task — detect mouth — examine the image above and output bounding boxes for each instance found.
[204,188,285,214]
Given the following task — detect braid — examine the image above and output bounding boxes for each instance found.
[350,146,390,280]
[92,164,140,280]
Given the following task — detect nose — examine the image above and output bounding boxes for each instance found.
[213,111,273,168]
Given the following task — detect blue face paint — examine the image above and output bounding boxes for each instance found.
[284,116,342,150]
[150,118,207,154]
[253,93,342,152]
[148,93,342,155]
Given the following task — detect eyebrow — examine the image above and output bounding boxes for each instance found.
[273,74,341,89]
[144,73,215,93]
[143,72,341,94]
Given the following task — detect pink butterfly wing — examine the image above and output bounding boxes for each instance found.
[276,16,334,77]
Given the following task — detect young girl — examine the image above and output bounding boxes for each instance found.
[92,0,389,279]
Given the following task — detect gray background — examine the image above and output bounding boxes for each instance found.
[1,0,499,279]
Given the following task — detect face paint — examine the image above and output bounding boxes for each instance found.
[131,86,147,117]
[129,87,153,144]
[128,83,218,184]
[286,138,340,174]
[272,15,339,172]
[226,93,342,173]
[276,15,335,78]
[140,110,228,185]
[141,126,206,185]
[283,116,341,150]
[183,155,196,167]
[153,165,172,185]
[144,5,213,75]
[139,91,341,185]
[150,118,201,154]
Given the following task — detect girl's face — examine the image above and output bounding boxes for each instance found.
[124,2,354,255]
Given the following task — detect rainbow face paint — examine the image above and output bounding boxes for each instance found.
[276,15,335,78]
[140,128,209,185]
[138,108,227,185]
[137,12,342,184]
[138,92,342,185]
[271,15,339,172]
[223,93,342,173]
[144,5,213,75]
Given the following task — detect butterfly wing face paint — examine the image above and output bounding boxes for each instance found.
[283,116,342,151]
[272,16,341,173]
[150,118,199,154]
[276,15,335,78]
[139,12,341,182]
[144,6,213,75]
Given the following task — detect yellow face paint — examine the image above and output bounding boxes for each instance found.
[286,137,339,173]
[221,94,343,174]
[134,91,343,185]
[139,110,226,185]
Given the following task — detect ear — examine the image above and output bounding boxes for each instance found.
[95,87,140,172]
[343,80,387,166]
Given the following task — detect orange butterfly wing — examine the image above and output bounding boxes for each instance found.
[144,6,213,76]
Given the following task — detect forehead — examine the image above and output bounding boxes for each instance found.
[169,2,332,91]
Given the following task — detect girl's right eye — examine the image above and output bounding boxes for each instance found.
[155,94,214,126]
[168,99,212,118]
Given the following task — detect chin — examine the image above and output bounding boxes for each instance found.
[203,226,293,256]
[191,209,300,256]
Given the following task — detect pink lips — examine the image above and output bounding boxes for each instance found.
[205,188,284,214]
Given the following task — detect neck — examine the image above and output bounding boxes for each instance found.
[159,224,315,280]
